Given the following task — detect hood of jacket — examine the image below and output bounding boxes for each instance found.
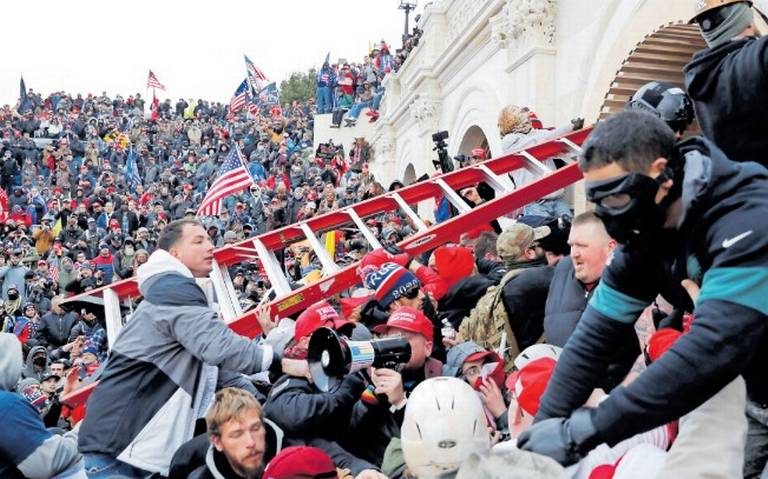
[676,136,768,231]
[684,38,752,101]
[23,345,49,379]
[137,249,208,306]
[0,333,23,390]
[442,340,487,377]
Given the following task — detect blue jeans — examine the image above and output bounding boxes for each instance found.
[523,198,572,219]
[347,100,371,120]
[316,86,332,114]
[371,92,383,111]
[84,453,152,479]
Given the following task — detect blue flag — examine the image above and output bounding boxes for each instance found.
[257,83,280,106]
[124,147,141,193]
[18,76,32,114]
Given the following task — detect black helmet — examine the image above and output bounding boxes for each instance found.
[626,81,695,135]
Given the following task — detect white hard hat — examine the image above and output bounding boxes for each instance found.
[513,344,562,371]
[401,377,490,478]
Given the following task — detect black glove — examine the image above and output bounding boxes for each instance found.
[382,242,404,256]
[382,243,413,268]
[517,408,601,466]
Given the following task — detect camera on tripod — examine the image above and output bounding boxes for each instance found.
[431,130,453,173]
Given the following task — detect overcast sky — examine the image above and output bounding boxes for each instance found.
[1,0,423,106]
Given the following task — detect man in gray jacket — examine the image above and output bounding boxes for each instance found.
[78,218,281,478]
[0,249,30,301]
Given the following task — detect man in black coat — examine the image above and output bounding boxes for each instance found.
[262,302,384,477]
[37,296,78,351]
[542,212,637,392]
[684,0,768,166]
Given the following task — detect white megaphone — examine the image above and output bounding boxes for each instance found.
[308,327,412,392]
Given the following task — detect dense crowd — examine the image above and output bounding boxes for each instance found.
[3,1,768,478]
[318,39,411,128]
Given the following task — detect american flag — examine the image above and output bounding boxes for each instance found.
[244,54,268,92]
[229,79,249,114]
[146,70,166,90]
[197,145,254,217]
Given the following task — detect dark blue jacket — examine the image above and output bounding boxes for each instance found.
[536,137,768,446]
[543,258,639,393]
[684,36,768,166]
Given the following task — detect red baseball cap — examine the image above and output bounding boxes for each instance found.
[373,306,433,341]
[293,300,352,341]
[263,446,338,479]
[505,357,557,416]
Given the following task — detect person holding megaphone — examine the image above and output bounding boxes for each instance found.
[341,306,443,469]
[263,300,387,479]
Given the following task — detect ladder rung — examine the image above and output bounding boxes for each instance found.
[347,208,383,249]
[252,238,292,296]
[391,192,428,231]
[209,259,243,321]
[520,150,553,176]
[299,223,341,275]
[435,178,472,214]
[558,137,583,154]
[102,287,123,349]
[475,164,516,193]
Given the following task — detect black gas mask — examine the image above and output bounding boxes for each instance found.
[586,172,669,246]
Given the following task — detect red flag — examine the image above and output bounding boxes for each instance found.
[0,188,7,223]
[151,93,159,121]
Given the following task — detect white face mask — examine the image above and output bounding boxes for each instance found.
[124,247,134,255]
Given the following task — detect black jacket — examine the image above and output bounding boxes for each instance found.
[176,418,282,479]
[262,373,376,475]
[342,359,442,467]
[500,264,554,352]
[537,138,768,446]
[438,275,496,330]
[543,258,638,391]
[39,311,77,348]
[684,36,768,166]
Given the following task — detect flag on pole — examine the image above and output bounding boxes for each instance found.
[244,54,268,93]
[18,76,32,114]
[323,51,331,65]
[52,217,63,237]
[0,188,8,223]
[146,70,166,90]
[124,147,141,193]
[229,79,249,115]
[257,83,280,106]
[151,93,159,121]
[197,146,254,217]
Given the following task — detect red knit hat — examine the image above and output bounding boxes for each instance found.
[433,245,474,290]
[263,446,338,479]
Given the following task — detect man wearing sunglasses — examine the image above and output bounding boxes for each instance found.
[517,111,768,468]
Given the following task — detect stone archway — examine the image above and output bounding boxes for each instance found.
[456,125,490,157]
[597,22,707,130]
[403,163,417,185]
